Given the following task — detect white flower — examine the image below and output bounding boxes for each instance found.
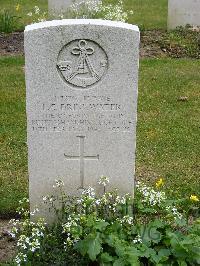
[27,12,33,16]
[98,176,110,186]
[82,186,95,199]
[133,234,142,244]
[121,215,134,225]
[34,6,40,15]
[101,194,107,204]
[77,198,83,204]
[9,219,19,226]
[95,199,101,205]
[70,0,127,22]
[19,198,29,205]
[167,206,183,220]
[38,18,46,22]
[31,246,36,252]
[42,196,47,201]
[116,196,126,204]
[30,208,39,216]
[53,179,64,188]
[9,232,16,238]
[15,252,27,265]
[62,219,77,233]
[137,181,166,206]
[64,241,67,251]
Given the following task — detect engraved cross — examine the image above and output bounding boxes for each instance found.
[64,136,99,189]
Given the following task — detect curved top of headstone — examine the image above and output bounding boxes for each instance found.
[25,19,139,32]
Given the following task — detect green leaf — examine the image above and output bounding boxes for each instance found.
[75,233,102,261]
[100,252,114,263]
[109,221,122,233]
[126,254,140,266]
[157,248,171,263]
[137,245,156,258]
[85,214,96,227]
[114,241,126,257]
[113,258,126,266]
[105,234,117,247]
[87,234,102,261]
[75,239,88,256]
[125,247,140,265]
[95,220,109,231]
[100,263,113,266]
[151,219,165,229]
[178,260,187,266]
[158,248,171,258]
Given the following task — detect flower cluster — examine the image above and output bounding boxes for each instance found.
[119,215,134,225]
[27,6,47,23]
[53,179,65,188]
[62,213,82,245]
[98,175,110,186]
[30,207,39,216]
[67,0,131,22]
[42,195,55,203]
[71,0,101,14]
[10,216,46,265]
[9,219,20,238]
[166,206,183,220]
[15,252,27,265]
[136,181,166,206]
[81,186,95,199]
[11,177,200,265]
[133,234,142,244]
[99,0,129,22]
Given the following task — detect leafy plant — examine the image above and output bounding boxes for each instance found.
[0,10,21,33]
[8,177,200,265]
[158,26,200,59]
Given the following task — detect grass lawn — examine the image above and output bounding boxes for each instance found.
[118,0,168,29]
[0,0,47,31]
[0,56,199,217]
[0,56,27,217]
[137,59,200,198]
[0,0,168,30]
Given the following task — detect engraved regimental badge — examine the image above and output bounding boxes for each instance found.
[57,39,108,88]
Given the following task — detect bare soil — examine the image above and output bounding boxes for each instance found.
[1,30,199,58]
[0,220,16,264]
[0,32,24,56]
[140,30,167,58]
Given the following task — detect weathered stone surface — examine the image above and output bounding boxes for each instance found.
[25,19,139,218]
[168,0,200,29]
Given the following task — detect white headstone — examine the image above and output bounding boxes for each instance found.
[48,0,99,15]
[25,19,139,218]
[168,0,200,29]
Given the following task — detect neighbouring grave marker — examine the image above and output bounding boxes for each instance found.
[25,19,140,218]
[168,0,200,29]
[48,0,99,15]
